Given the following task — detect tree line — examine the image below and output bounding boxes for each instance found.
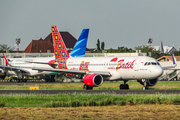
[92,39,180,59]
[1,40,180,59]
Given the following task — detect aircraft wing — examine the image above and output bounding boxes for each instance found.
[32,67,111,76]
[162,65,177,70]
[25,61,58,65]
[161,53,177,70]
[0,65,30,73]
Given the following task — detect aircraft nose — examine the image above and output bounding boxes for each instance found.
[152,67,163,77]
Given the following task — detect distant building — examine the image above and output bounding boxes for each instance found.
[157,56,180,62]
[152,41,177,54]
[23,32,77,53]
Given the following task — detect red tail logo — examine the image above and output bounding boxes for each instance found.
[51,26,70,69]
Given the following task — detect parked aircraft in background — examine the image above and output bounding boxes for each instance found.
[32,25,176,90]
[0,28,89,82]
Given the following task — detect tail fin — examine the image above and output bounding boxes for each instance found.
[2,53,10,66]
[51,26,69,69]
[172,53,176,65]
[70,29,89,57]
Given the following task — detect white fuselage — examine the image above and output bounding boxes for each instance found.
[66,56,163,80]
[7,57,55,76]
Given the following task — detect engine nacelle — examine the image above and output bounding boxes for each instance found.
[84,74,103,87]
[0,69,6,79]
[138,78,158,86]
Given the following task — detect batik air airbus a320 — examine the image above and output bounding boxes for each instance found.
[32,25,176,90]
[0,28,89,82]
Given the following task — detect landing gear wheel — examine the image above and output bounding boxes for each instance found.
[24,79,27,82]
[125,84,129,89]
[83,84,93,90]
[119,84,129,90]
[143,86,149,90]
[45,79,49,82]
[120,84,124,89]
[17,79,20,83]
[52,79,55,82]
[142,79,148,90]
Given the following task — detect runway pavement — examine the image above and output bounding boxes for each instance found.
[0,90,180,94]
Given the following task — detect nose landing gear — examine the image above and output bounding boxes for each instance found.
[142,79,149,90]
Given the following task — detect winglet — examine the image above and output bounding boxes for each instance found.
[70,29,89,57]
[2,53,9,65]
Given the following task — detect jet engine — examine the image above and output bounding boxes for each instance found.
[83,74,103,87]
[138,78,158,86]
[0,69,6,79]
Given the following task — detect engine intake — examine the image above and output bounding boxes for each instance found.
[0,70,6,79]
[138,78,158,86]
[84,74,103,87]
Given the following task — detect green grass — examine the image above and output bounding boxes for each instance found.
[0,81,180,90]
[0,94,180,108]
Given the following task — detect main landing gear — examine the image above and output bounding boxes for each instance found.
[119,80,129,90]
[83,84,93,90]
[16,78,27,83]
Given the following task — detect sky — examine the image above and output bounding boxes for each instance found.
[0,0,180,51]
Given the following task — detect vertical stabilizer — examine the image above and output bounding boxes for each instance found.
[51,26,70,69]
[160,41,164,53]
[70,29,89,57]
[2,53,10,66]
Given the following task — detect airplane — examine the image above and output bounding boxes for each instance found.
[32,25,176,90]
[0,28,89,82]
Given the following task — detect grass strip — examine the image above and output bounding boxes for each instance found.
[1,81,180,90]
[0,94,180,108]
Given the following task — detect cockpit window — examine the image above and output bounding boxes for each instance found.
[144,62,160,66]
[151,62,157,65]
[156,61,160,65]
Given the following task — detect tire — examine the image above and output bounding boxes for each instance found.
[83,84,88,90]
[83,84,93,90]
[24,79,27,82]
[120,84,124,89]
[125,84,129,89]
[45,79,49,82]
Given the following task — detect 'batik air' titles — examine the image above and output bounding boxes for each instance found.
[110,57,136,70]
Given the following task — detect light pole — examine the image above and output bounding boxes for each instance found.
[148,38,153,57]
[16,37,21,58]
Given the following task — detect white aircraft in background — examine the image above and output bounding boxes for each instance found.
[0,28,89,82]
[32,25,176,90]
